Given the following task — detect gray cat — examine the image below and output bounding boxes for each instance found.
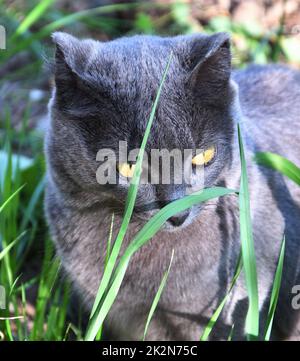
[45,31,300,340]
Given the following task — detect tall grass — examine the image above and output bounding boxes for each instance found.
[200,128,288,341]
[254,151,300,340]
[200,251,243,341]
[254,152,300,186]
[142,249,174,341]
[0,120,72,341]
[238,124,259,339]
[264,236,285,341]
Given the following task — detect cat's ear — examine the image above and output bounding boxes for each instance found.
[187,32,231,102]
[51,32,100,113]
[52,32,91,87]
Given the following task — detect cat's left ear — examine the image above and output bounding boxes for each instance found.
[186,32,231,101]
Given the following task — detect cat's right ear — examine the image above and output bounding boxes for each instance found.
[51,32,94,101]
[52,32,87,86]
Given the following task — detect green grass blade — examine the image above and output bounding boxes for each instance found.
[21,283,28,340]
[4,320,13,341]
[5,3,164,57]
[56,282,71,340]
[63,323,72,341]
[94,212,115,341]
[41,3,138,35]
[254,152,300,186]
[238,124,259,339]
[87,53,172,325]
[0,231,26,261]
[30,240,60,340]
[85,187,236,340]
[20,177,45,231]
[13,277,38,294]
[9,274,22,296]
[129,188,236,254]
[200,251,242,341]
[36,2,170,38]
[0,185,25,214]
[14,0,56,37]
[264,236,285,341]
[143,249,174,341]
[104,213,115,271]
[227,324,235,341]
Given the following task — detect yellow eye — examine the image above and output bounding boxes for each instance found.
[118,163,136,178]
[192,146,216,166]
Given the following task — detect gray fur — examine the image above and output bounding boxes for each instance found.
[45,32,300,340]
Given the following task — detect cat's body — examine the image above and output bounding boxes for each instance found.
[45,32,300,340]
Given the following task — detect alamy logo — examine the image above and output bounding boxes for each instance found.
[95,141,208,194]
[292,285,300,310]
[0,25,6,50]
[0,285,5,309]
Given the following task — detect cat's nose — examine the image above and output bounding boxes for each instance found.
[168,210,190,227]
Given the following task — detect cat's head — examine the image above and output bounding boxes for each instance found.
[48,32,237,229]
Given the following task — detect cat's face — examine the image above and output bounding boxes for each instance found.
[49,32,235,229]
